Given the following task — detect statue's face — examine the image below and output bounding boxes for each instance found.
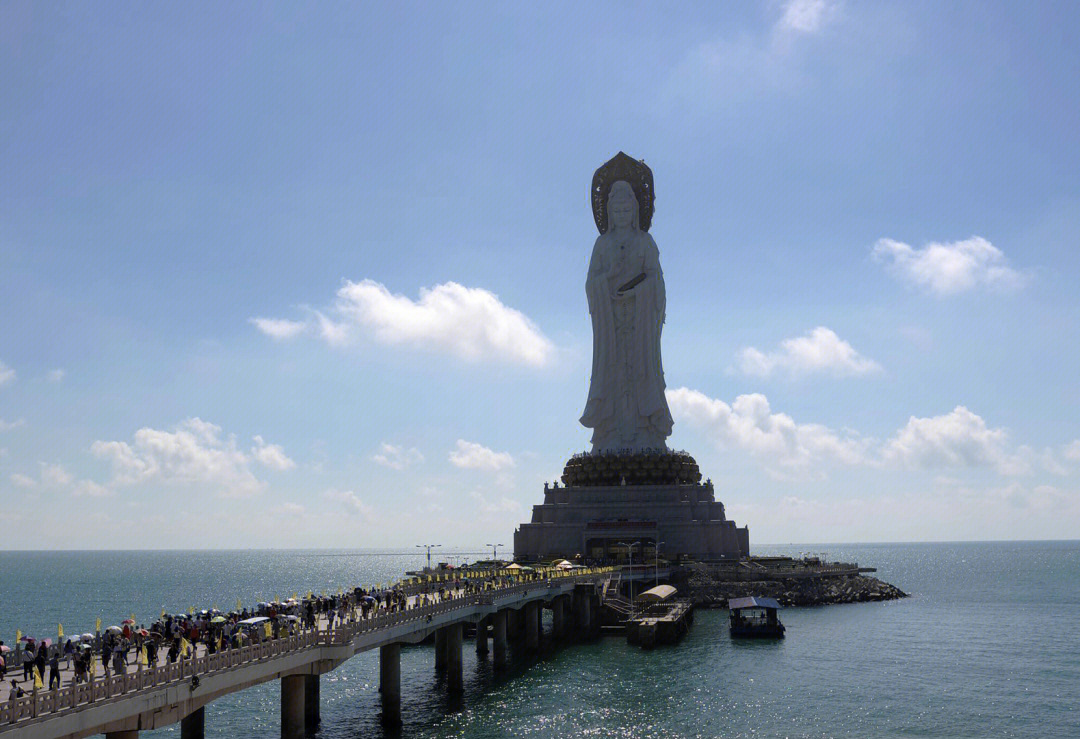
[610,195,634,230]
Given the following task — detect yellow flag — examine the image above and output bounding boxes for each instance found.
[138,646,148,666]
[95,617,101,632]
[161,607,166,618]
[263,622,272,639]
[180,637,191,657]
[188,606,194,615]
[58,623,64,639]
[89,655,96,677]
[33,665,43,690]
[237,599,243,610]
[16,629,21,643]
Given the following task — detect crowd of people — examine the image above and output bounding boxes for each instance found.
[5,566,567,701]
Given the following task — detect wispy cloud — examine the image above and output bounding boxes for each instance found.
[251,435,296,471]
[252,279,553,367]
[872,236,1030,296]
[249,317,306,341]
[0,418,25,431]
[372,443,424,471]
[737,327,880,378]
[0,361,14,386]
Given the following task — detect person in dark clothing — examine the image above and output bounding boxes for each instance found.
[9,679,24,699]
[48,654,60,690]
[34,647,46,686]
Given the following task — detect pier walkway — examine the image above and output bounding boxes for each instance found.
[1,570,614,739]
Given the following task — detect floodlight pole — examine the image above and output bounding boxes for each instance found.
[486,543,503,561]
[617,541,640,607]
[654,541,665,588]
[417,544,441,570]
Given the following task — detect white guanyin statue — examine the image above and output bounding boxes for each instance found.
[580,153,674,453]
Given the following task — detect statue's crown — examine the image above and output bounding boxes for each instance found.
[591,152,654,234]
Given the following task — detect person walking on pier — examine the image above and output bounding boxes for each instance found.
[22,645,34,682]
[48,653,60,690]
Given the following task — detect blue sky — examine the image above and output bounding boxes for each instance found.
[2,1,1079,548]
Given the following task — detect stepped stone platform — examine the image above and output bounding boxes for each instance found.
[514,451,748,561]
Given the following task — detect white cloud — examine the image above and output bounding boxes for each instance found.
[0,418,25,431]
[91,418,271,498]
[254,280,553,367]
[881,406,1025,475]
[1063,440,1080,463]
[372,443,424,471]
[10,473,36,488]
[667,387,868,472]
[0,361,14,386]
[249,317,306,340]
[449,440,516,471]
[323,489,374,518]
[271,502,305,516]
[737,327,880,378]
[468,490,522,515]
[46,368,65,383]
[72,480,112,497]
[251,435,296,471]
[872,236,1030,295]
[40,463,73,487]
[777,0,839,34]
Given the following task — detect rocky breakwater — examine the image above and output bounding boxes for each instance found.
[680,566,907,608]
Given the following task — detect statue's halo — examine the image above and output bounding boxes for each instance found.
[591,151,655,234]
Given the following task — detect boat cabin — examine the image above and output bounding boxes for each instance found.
[728,596,785,638]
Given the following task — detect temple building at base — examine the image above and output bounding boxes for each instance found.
[514,451,749,562]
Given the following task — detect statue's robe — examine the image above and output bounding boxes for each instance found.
[580,229,674,451]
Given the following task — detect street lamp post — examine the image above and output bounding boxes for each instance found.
[654,541,665,588]
[485,543,503,561]
[416,544,442,571]
[617,541,640,607]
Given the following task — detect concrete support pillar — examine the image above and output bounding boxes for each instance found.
[280,674,305,739]
[524,602,539,652]
[380,643,401,727]
[573,587,588,636]
[506,609,520,640]
[304,674,320,729]
[106,732,139,739]
[492,610,508,669]
[181,706,205,739]
[553,597,566,638]
[446,622,463,695]
[475,616,489,655]
[434,626,447,671]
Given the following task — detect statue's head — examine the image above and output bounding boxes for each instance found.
[607,180,639,232]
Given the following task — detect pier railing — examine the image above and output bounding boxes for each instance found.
[0,571,605,729]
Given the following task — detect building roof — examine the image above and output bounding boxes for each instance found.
[728,596,781,610]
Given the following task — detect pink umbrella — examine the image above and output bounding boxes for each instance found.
[0,645,11,653]
[121,619,135,625]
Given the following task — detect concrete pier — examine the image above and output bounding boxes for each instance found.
[181,706,205,739]
[525,602,539,651]
[476,615,489,655]
[380,643,401,727]
[553,596,567,637]
[280,674,305,739]
[304,674,320,729]
[446,622,464,694]
[492,609,508,668]
[434,626,447,671]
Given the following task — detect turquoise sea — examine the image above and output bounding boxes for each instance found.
[2,541,1077,738]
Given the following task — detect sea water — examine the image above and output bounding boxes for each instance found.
[2,541,1077,738]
